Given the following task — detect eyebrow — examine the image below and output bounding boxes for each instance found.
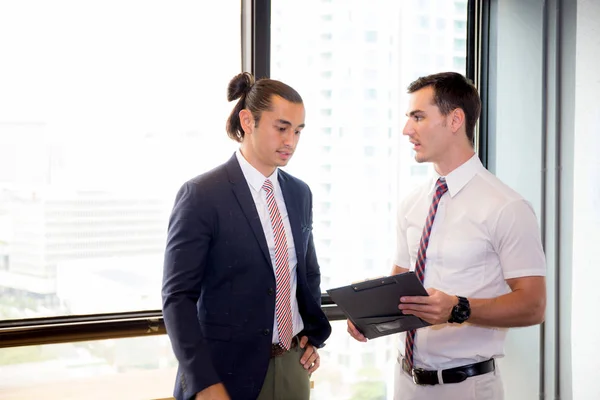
[276,119,305,129]
[405,109,425,117]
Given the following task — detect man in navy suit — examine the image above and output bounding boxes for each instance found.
[162,72,332,400]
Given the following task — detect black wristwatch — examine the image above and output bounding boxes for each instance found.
[448,296,471,324]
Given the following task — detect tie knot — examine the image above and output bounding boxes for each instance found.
[262,179,274,193]
[435,177,448,196]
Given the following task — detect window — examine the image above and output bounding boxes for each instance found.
[453,56,466,70]
[454,38,467,52]
[320,184,332,195]
[363,69,378,80]
[320,239,332,248]
[271,1,468,398]
[437,18,447,30]
[410,164,429,176]
[362,352,376,366]
[0,336,176,399]
[364,108,378,120]
[454,2,466,14]
[0,255,8,271]
[364,146,376,157]
[0,1,241,321]
[455,19,467,33]
[365,31,378,42]
[363,126,378,140]
[365,88,378,100]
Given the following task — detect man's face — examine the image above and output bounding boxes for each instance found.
[243,95,305,176]
[402,86,452,164]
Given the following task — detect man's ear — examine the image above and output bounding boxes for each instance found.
[239,109,254,136]
[450,108,466,134]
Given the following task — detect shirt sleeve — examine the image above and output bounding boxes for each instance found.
[492,199,547,279]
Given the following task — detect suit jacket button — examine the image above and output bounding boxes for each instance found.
[263,329,271,336]
[268,288,274,295]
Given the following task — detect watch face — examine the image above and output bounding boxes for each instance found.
[456,304,470,320]
[452,297,470,323]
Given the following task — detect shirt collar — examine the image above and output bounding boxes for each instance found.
[428,154,483,197]
[235,149,278,193]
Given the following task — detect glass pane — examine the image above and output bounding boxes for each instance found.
[0,1,241,318]
[0,336,175,400]
[311,321,395,400]
[271,0,468,398]
[486,1,544,399]
[271,0,468,287]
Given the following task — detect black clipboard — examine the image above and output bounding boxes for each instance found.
[326,272,431,339]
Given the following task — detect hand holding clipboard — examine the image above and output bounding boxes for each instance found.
[326,272,430,339]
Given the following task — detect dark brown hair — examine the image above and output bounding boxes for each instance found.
[408,72,481,146]
[225,72,303,142]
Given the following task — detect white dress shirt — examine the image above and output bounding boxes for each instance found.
[235,150,304,343]
[394,154,546,370]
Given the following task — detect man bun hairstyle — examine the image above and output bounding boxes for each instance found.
[225,72,303,143]
[226,72,255,142]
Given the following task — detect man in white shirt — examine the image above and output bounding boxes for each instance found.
[347,72,546,400]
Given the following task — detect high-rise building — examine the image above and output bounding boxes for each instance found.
[271,0,468,398]
[0,188,168,297]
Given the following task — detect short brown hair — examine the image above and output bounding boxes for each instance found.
[408,72,481,146]
[225,72,303,142]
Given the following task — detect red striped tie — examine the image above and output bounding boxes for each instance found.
[405,177,448,369]
[262,179,293,350]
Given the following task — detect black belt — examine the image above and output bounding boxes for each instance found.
[402,358,495,385]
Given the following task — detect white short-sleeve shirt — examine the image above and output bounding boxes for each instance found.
[394,154,546,370]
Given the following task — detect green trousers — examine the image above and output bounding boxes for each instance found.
[256,342,310,400]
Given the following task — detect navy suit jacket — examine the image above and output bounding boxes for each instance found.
[162,153,332,400]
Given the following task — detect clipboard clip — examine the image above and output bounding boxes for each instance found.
[352,277,396,292]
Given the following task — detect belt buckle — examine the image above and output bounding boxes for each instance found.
[412,368,424,385]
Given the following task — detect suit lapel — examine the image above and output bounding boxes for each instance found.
[279,173,304,268]
[225,154,273,271]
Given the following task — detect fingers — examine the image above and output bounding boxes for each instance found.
[300,344,319,372]
[299,336,309,349]
[300,343,315,365]
[347,320,367,342]
[398,303,430,313]
[307,353,320,373]
[399,289,455,324]
[399,295,431,304]
[398,303,449,324]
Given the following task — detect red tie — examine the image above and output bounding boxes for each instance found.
[262,179,293,350]
[405,177,448,369]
